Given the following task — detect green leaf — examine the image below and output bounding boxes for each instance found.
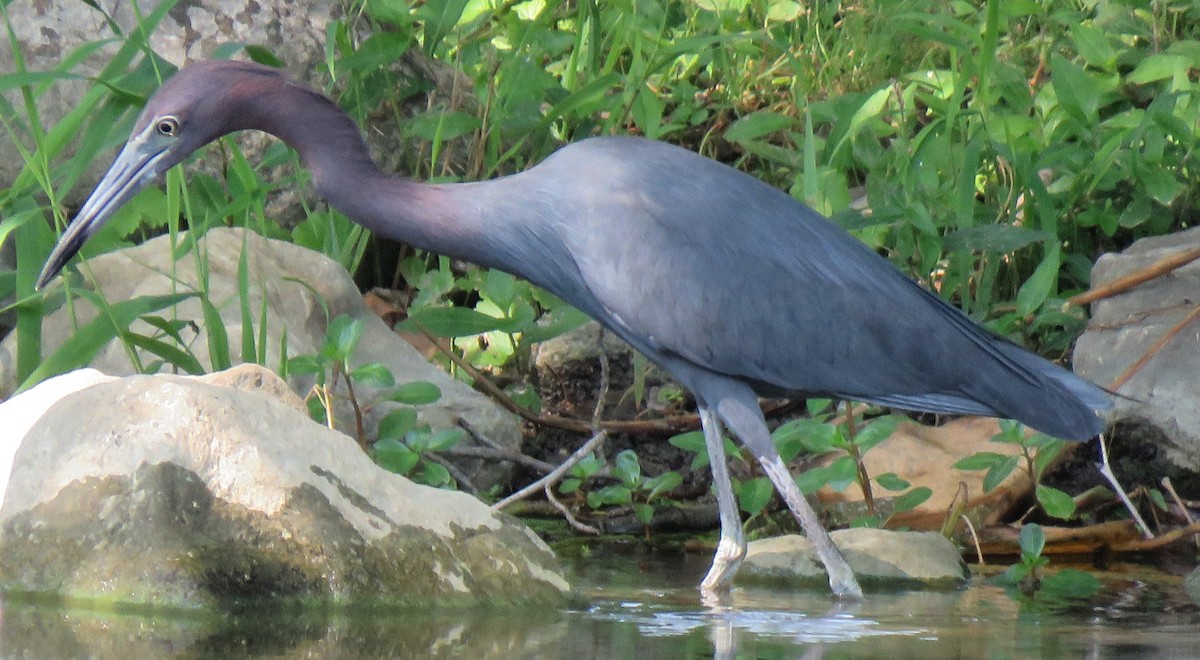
[425,428,465,451]
[724,111,795,144]
[407,110,482,143]
[953,451,1011,471]
[200,297,232,372]
[645,471,683,500]
[587,484,632,508]
[363,0,409,25]
[1016,246,1061,316]
[374,438,419,475]
[378,408,418,441]
[402,306,503,337]
[324,314,364,361]
[558,478,582,494]
[1036,485,1076,520]
[892,486,933,513]
[852,416,897,452]
[287,354,324,376]
[736,476,774,515]
[983,455,1020,492]
[123,333,205,375]
[569,453,603,478]
[416,460,453,488]
[1050,54,1100,123]
[1070,24,1116,71]
[1127,54,1190,85]
[1018,523,1045,558]
[669,430,710,469]
[874,472,911,491]
[613,449,642,487]
[942,225,1051,253]
[349,363,395,388]
[389,381,442,405]
[633,503,654,525]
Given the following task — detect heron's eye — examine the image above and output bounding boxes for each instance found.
[156,116,180,137]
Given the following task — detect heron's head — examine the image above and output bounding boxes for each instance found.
[36,60,287,289]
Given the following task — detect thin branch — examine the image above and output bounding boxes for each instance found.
[1069,246,1200,306]
[456,417,505,451]
[493,428,608,511]
[545,482,599,534]
[426,453,479,496]
[1161,477,1199,549]
[1108,304,1200,391]
[493,335,612,512]
[440,445,556,474]
[1112,521,1200,552]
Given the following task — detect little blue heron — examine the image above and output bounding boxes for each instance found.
[37,60,1111,599]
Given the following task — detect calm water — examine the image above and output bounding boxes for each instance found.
[1,550,1195,658]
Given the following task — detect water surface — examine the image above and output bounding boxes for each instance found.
[1,550,1194,658]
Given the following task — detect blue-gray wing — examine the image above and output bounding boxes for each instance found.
[516,137,1108,438]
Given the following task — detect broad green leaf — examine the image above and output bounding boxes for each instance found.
[587,484,632,508]
[953,451,1012,471]
[374,438,419,475]
[724,111,795,144]
[874,472,911,491]
[1127,54,1189,85]
[1019,523,1046,559]
[1036,485,1076,520]
[614,449,642,486]
[425,428,465,451]
[1050,54,1101,123]
[633,503,654,525]
[1016,246,1061,316]
[389,381,442,405]
[403,306,503,337]
[350,363,396,388]
[983,455,1020,492]
[645,471,683,500]
[891,486,933,513]
[1071,25,1116,71]
[736,476,774,515]
[853,416,897,452]
[324,314,364,361]
[378,408,418,441]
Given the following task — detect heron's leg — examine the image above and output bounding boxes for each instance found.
[698,405,747,594]
[716,394,864,599]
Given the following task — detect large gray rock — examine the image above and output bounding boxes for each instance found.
[0,366,568,610]
[1,228,522,489]
[737,529,968,590]
[1075,227,1200,475]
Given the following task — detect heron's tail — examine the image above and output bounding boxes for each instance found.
[971,340,1112,440]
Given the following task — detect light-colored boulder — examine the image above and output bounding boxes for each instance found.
[0,366,568,610]
[1,228,522,489]
[1075,226,1200,473]
[738,529,968,590]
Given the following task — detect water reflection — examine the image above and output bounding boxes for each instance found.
[0,550,1196,658]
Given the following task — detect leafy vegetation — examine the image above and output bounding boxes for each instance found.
[1,0,1195,568]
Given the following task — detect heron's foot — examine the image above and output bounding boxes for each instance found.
[828,566,864,600]
[699,534,747,593]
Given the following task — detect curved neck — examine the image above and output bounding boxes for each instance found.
[237,79,489,260]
